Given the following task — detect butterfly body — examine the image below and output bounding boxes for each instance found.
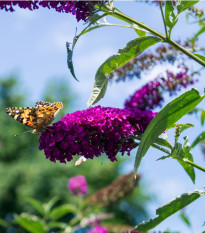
[5,101,63,134]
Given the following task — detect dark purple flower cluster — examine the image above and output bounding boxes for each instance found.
[0,0,99,21]
[39,106,156,163]
[125,69,197,111]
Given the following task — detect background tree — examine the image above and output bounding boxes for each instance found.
[0,75,151,232]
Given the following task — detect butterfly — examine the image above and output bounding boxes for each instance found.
[5,101,63,134]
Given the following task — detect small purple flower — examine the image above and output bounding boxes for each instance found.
[125,68,196,111]
[68,175,88,196]
[0,1,101,22]
[39,106,156,163]
[89,225,108,233]
[125,78,163,111]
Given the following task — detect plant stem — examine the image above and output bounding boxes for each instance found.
[146,143,205,173]
[96,21,149,33]
[167,39,205,67]
[159,1,168,38]
[106,6,166,40]
[151,143,171,154]
[176,157,205,173]
[103,5,205,67]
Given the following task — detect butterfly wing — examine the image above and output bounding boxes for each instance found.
[5,107,37,129]
[5,101,63,133]
[34,101,63,131]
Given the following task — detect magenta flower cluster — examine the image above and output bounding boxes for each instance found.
[0,0,97,21]
[125,69,196,111]
[68,175,88,196]
[89,225,108,233]
[39,106,156,163]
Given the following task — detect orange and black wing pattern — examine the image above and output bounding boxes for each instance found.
[5,101,63,133]
[5,107,37,128]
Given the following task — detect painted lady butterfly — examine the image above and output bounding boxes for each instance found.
[5,101,63,134]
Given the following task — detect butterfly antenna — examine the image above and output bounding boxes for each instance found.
[14,130,33,136]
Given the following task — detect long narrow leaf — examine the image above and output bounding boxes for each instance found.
[134,89,204,176]
[67,13,108,81]
[26,198,45,216]
[179,212,191,227]
[172,140,195,183]
[191,131,205,148]
[44,196,59,214]
[0,219,9,228]
[192,26,205,40]
[154,137,172,150]
[48,204,77,221]
[135,190,205,231]
[87,36,161,107]
[195,53,205,62]
[177,1,199,14]
[14,215,45,233]
[165,1,175,28]
[201,110,205,125]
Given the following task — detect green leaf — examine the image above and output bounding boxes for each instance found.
[87,74,109,108]
[157,155,171,161]
[48,221,67,230]
[135,29,146,37]
[188,107,203,114]
[168,123,194,134]
[172,139,195,183]
[201,110,205,125]
[88,13,107,25]
[179,123,194,134]
[177,1,199,14]
[134,25,146,37]
[195,53,205,62]
[87,36,161,107]
[192,26,205,40]
[66,42,78,81]
[26,198,45,216]
[179,211,191,227]
[134,89,204,176]
[191,131,205,148]
[48,204,77,221]
[154,137,173,150]
[135,190,205,231]
[44,196,59,214]
[14,215,45,233]
[167,123,194,132]
[67,13,108,81]
[0,218,9,228]
[165,1,175,28]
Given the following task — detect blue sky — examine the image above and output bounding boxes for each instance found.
[0,1,205,233]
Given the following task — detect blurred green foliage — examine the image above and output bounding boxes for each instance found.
[0,75,151,232]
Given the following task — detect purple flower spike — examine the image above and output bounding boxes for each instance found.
[68,175,88,196]
[39,106,156,163]
[125,68,196,111]
[89,225,108,233]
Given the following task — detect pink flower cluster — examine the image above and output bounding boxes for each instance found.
[0,0,98,21]
[68,175,88,196]
[39,106,156,163]
[125,69,196,111]
[89,225,108,233]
